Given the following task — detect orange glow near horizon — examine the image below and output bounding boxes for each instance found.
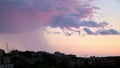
[45,33,120,56]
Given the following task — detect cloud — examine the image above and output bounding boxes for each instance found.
[0,0,119,36]
[79,21,108,27]
[0,0,96,34]
[49,14,80,28]
[84,28,95,35]
[96,29,120,35]
[109,29,119,34]
[49,14,111,35]
[82,28,120,35]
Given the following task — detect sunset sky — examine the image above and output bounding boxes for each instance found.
[0,0,120,57]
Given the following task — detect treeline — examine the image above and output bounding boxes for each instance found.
[1,49,120,68]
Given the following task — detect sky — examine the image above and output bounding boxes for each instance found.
[0,0,120,57]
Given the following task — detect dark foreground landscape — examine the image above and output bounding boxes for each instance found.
[0,49,120,68]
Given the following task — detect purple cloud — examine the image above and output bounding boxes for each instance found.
[79,21,108,27]
[0,0,97,34]
[0,0,119,35]
[96,29,120,35]
[49,14,80,28]
[84,28,95,35]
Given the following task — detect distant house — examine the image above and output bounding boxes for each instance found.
[0,64,14,68]
[3,57,11,64]
[0,56,14,68]
[10,50,20,57]
[54,51,65,57]
[0,49,5,57]
[0,58,2,64]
